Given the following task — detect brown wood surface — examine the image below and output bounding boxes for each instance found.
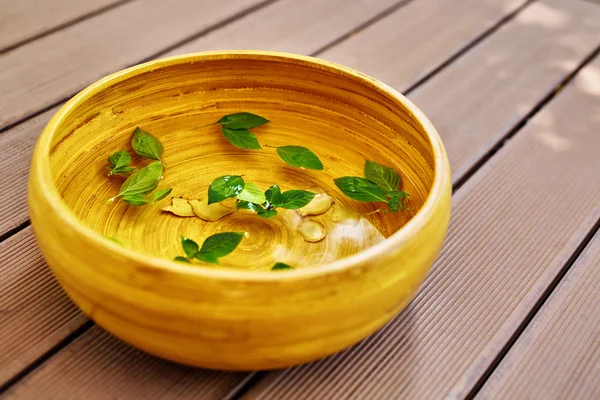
[319,0,527,89]
[164,0,402,56]
[0,0,129,52]
[479,231,600,399]
[1,0,600,397]
[0,227,88,386]
[2,326,247,400]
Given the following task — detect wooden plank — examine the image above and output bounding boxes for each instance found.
[0,0,266,130]
[0,0,128,52]
[319,0,526,87]
[479,230,600,399]
[163,0,401,56]
[242,12,600,400]
[0,0,532,238]
[0,107,58,235]
[321,0,600,182]
[0,227,88,386]
[2,326,246,399]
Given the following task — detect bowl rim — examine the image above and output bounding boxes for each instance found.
[32,50,450,282]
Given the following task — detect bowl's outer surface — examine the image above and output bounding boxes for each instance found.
[28,51,451,370]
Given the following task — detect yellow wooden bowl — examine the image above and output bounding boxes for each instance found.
[28,51,451,370]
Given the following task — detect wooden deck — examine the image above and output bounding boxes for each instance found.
[1,0,599,398]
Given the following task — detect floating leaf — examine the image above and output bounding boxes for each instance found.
[217,112,269,129]
[131,127,164,160]
[388,196,399,213]
[258,209,278,218]
[152,188,172,202]
[271,262,293,271]
[122,194,149,206]
[208,175,245,204]
[181,236,199,259]
[107,149,134,175]
[279,190,315,209]
[264,183,282,208]
[236,200,265,213]
[364,160,401,192]
[195,232,244,264]
[174,256,191,263]
[118,162,163,198]
[334,176,387,202]
[237,182,266,204]
[222,127,262,149]
[276,146,323,170]
[387,190,409,212]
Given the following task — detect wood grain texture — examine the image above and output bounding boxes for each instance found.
[319,0,528,88]
[479,231,600,399]
[0,0,127,52]
[0,0,264,130]
[2,326,247,400]
[409,0,600,181]
[163,0,400,56]
[0,107,59,235]
[0,227,88,387]
[242,35,600,400]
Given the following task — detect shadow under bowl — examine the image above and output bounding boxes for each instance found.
[28,51,451,370]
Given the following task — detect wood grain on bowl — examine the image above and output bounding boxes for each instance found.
[28,51,451,370]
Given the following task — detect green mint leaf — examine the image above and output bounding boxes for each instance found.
[217,112,269,129]
[196,232,244,264]
[107,149,132,173]
[237,200,265,213]
[152,188,172,202]
[181,236,199,259]
[174,256,191,263]
[279,190,315,209]
[237,182,266,204]
[276,146,324,170]
[122,194,149,206]
[387,190,409,198]
[271,262,293,270]
[131,127,164,160]
[264,183,282,208]
[364,160,401,192]
[118,161,163,197]
[196,252,219,264]
[222,127,262,149]
[334,176,388,202]
[110,166,136,175]
[387,190,409,211]
[388,196,399,212]
[104,236,123,246]
[258,209,278,218]
[208,175,245,204]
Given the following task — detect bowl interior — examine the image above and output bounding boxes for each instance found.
[46,53,435,270]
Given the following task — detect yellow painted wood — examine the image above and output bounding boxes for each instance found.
[28,51,451,370]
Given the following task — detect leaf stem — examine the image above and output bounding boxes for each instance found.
[365,208,388,216]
